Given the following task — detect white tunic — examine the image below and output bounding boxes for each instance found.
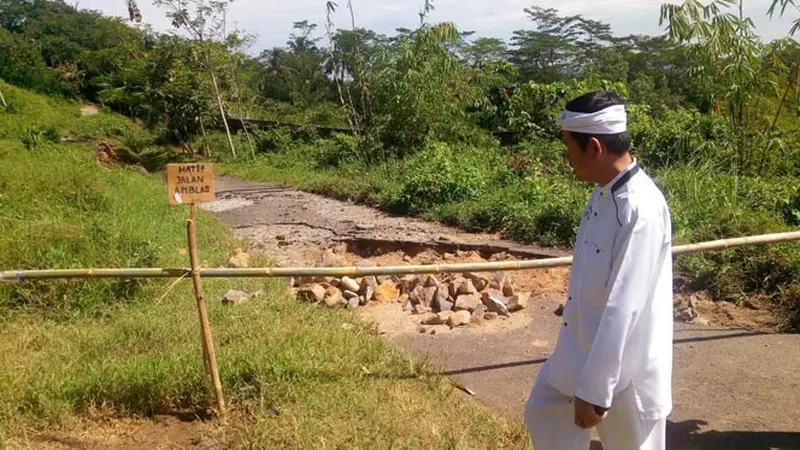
[545,160,674,421]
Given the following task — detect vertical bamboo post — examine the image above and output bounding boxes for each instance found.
[187,204,226,417]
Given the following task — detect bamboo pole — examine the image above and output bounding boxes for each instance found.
[187,204,226,418]
[2,231,799,282]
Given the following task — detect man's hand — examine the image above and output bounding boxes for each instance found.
[573,397,608,429]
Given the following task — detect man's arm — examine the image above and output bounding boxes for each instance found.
[574,211,665,409]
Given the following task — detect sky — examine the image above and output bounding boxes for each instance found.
[79,0,796,53]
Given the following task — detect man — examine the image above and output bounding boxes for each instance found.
[524,91,674,450]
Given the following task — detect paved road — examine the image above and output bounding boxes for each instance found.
[394,298,800,449]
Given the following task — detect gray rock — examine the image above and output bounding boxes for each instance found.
[482,290,510,316]
[448,310,471,328]
[418,327,428,334]
[413,304,432,315]
[324,286,343,308]
[448,277,464,298]
[472,303,486,319]
[484,312,499,320]
[692,316,710,326]
[340,276,360,293]
[222,289,249,305]
[358,277,377,303]
[297,284,326,303]
[347,297,360,310]
[431,285,450,311]
[456,279,478,296]
[402,299,413,312]
[342,290,359,300]
[454,294,481,312]
[409,285,426,306]
[422,286,437,307]
[675,308,696,323]
[463,272,489,291]
[508,292,529,312]
[421,313,443,325]
[437,311,454,323]
[250,289,265,299]
[400,276,419,295]
[438,299,454,312]
[422,275,440,288]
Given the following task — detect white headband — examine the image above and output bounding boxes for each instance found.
[557,104,627,134]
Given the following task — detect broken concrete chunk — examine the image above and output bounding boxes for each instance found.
[413,304,432,315]
[422,286,437,307]
[448,310,471,328]
[508,292,530,312]
[358,277,377,302]
[222,289,249,305]
[455,279,478,296]
[482,290,510,316]
[454,294,481,313]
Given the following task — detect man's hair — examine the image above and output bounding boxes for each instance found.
[564,91,631,155]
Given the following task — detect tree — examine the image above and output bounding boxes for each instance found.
[660,0,785,174]
[509,7,615,82]
[461,37,507,69]
[154,0,239,158]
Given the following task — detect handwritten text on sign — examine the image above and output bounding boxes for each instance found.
[167,163,215,205]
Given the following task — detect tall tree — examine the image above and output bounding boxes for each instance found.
[154,0,239,158]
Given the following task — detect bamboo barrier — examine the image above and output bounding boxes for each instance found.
[2,231,799,282]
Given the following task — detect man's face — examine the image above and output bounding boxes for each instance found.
[562,131,599,183]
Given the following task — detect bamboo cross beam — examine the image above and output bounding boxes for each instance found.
[2,231,799,282]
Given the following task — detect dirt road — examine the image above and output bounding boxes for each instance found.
[206,176,800,450]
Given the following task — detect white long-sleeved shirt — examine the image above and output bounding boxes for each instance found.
[545,160,674,421]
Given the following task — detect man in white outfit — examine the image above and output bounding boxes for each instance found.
[524,91,674,450]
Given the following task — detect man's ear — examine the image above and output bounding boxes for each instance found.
[588,137,604,158]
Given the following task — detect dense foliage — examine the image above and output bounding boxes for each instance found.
[1,0,799,329]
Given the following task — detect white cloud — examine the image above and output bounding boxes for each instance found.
[79,0,797,52]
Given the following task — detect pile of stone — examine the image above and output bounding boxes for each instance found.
[673,294,710,325]
[290,271,530,328]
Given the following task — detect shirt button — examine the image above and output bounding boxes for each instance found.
[594,212,598,217]
[564,322,568,327]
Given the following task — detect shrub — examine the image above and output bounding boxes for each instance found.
[397,142,490,214]
[252,129,293,153]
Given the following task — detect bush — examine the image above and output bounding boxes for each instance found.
[397,142,491,214]
[252,129,292,153]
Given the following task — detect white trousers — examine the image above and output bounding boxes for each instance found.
[524,362,666,450]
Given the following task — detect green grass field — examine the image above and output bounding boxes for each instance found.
[0,80,530,448]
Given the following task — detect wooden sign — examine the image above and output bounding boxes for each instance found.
[167,163,215,205]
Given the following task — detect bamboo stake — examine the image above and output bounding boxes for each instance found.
[187,204,226,418]
[2,231,799,282]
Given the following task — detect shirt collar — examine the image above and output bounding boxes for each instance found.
[598,158,638,197]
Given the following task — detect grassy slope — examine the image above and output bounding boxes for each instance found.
[0,80,529,448]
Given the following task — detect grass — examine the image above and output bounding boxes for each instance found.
[0,80,140,142]
[0,81,531,448]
